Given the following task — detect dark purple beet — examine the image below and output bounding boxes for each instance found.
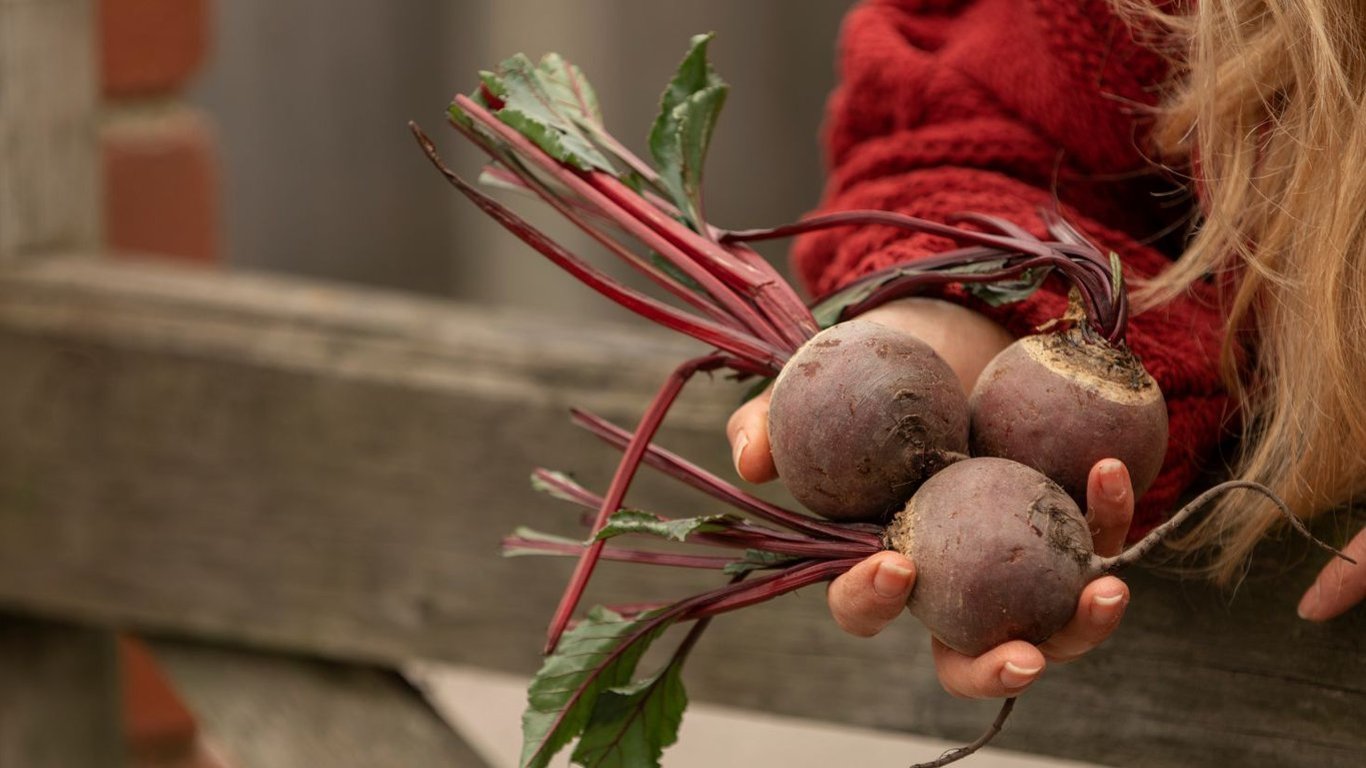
[886,457,1093,656]
[969,328,1168,508]
[767,319,969,522]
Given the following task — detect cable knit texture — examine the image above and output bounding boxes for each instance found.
[795,0,1230,538]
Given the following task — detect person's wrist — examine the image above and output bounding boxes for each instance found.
[855,297,1014,392]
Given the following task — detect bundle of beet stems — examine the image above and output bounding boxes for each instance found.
[412,34,1352,768]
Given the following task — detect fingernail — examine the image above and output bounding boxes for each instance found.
[1297,584,1322,621]
[872,560,913,598]
[1000,661,1042,690]
[1091,589,1127,626]
[731,431,750,475]
[1099,460,1127,502]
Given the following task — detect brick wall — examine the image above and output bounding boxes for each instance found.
[100,0,219,264]
[99,5,226,765]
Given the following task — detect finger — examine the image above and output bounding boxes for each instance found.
[1037,576,1130,662]
[1298,528,1366,622]
[726,389,777,483]
[826,552,915,637]
[932,638,1047,699]
[1086,459,1134,557]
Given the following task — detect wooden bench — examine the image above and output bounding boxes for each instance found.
[1,257,1362,767]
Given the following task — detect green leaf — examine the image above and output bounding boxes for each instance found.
[475,54,615,172]
[571,660,688,768]
[962,266,1050,307]
[809,278,886,328]
[594,509,743,543]
[530,470,588,504]
[648,33,729,230]
[502,526,582,558]
[807,262,975,328]
[536,53,604,129]
[808,257,1055,327]
[520,607,676,768]
[723,549,800,575]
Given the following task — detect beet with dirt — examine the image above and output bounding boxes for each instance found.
[768,319,970,522]
[886,457,1094,655]
[969,327,1168,508]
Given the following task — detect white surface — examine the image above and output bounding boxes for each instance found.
[403,661,1103,768]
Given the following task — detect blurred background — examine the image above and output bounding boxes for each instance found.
[192,0,854,313]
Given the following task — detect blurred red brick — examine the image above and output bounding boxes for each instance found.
[100,0,211,98]
[120,636,198,761]
[103,107,220,263]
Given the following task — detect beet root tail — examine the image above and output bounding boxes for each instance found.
[1090,480,1358,576]
[909,697,1016,768]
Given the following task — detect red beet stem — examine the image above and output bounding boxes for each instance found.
[530,467,818,545]
[569,408,885,546]
[530,468,606,510]
[529,465,876,560]
[630,187,818,341]
[725,240,821,339]
[581,170,814,351]
[411,123,789,373]
[543,355,733,654]
[681,558,864,619]
[450,97,794,354]
[502,534,740,570]
[448,119,767,343]
[724,210,1125,341]
[458,139,739,330]
[691,532,878,560]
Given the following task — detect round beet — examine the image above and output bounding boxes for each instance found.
[767,319,969,522]
[886,457,1093,656]
[969,328,1168,507]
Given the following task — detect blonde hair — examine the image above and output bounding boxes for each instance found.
[1114,0,1366,581]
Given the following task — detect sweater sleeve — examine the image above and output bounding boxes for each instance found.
[794,0,1231,537]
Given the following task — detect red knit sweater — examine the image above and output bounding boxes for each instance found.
[794,0,1230,537]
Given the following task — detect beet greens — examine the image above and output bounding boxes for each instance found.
[409,33,1284,768]
[413,33,1129,654]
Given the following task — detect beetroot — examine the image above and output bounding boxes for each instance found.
[888,458,1091,655]
[768,320,969,522]
[969,327,1168,508]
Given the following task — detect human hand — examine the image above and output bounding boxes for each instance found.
[725,299,1128,697]
[725,297,1013,483]
[1297,526,1366,621]
[824,459,1132,698]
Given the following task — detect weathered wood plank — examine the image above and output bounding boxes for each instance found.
[146,638,489,768]
[0,257,1361,766]
[0,613,123,768]
[0,254,736,663]
[0,0,99,262]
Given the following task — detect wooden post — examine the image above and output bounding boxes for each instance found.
[0,0,100,263]
[0,3,120,766]
[0,614,123,767]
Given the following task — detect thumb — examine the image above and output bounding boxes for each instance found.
[827,552,915,637]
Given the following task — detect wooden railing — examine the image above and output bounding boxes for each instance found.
[0,257,1362,767]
